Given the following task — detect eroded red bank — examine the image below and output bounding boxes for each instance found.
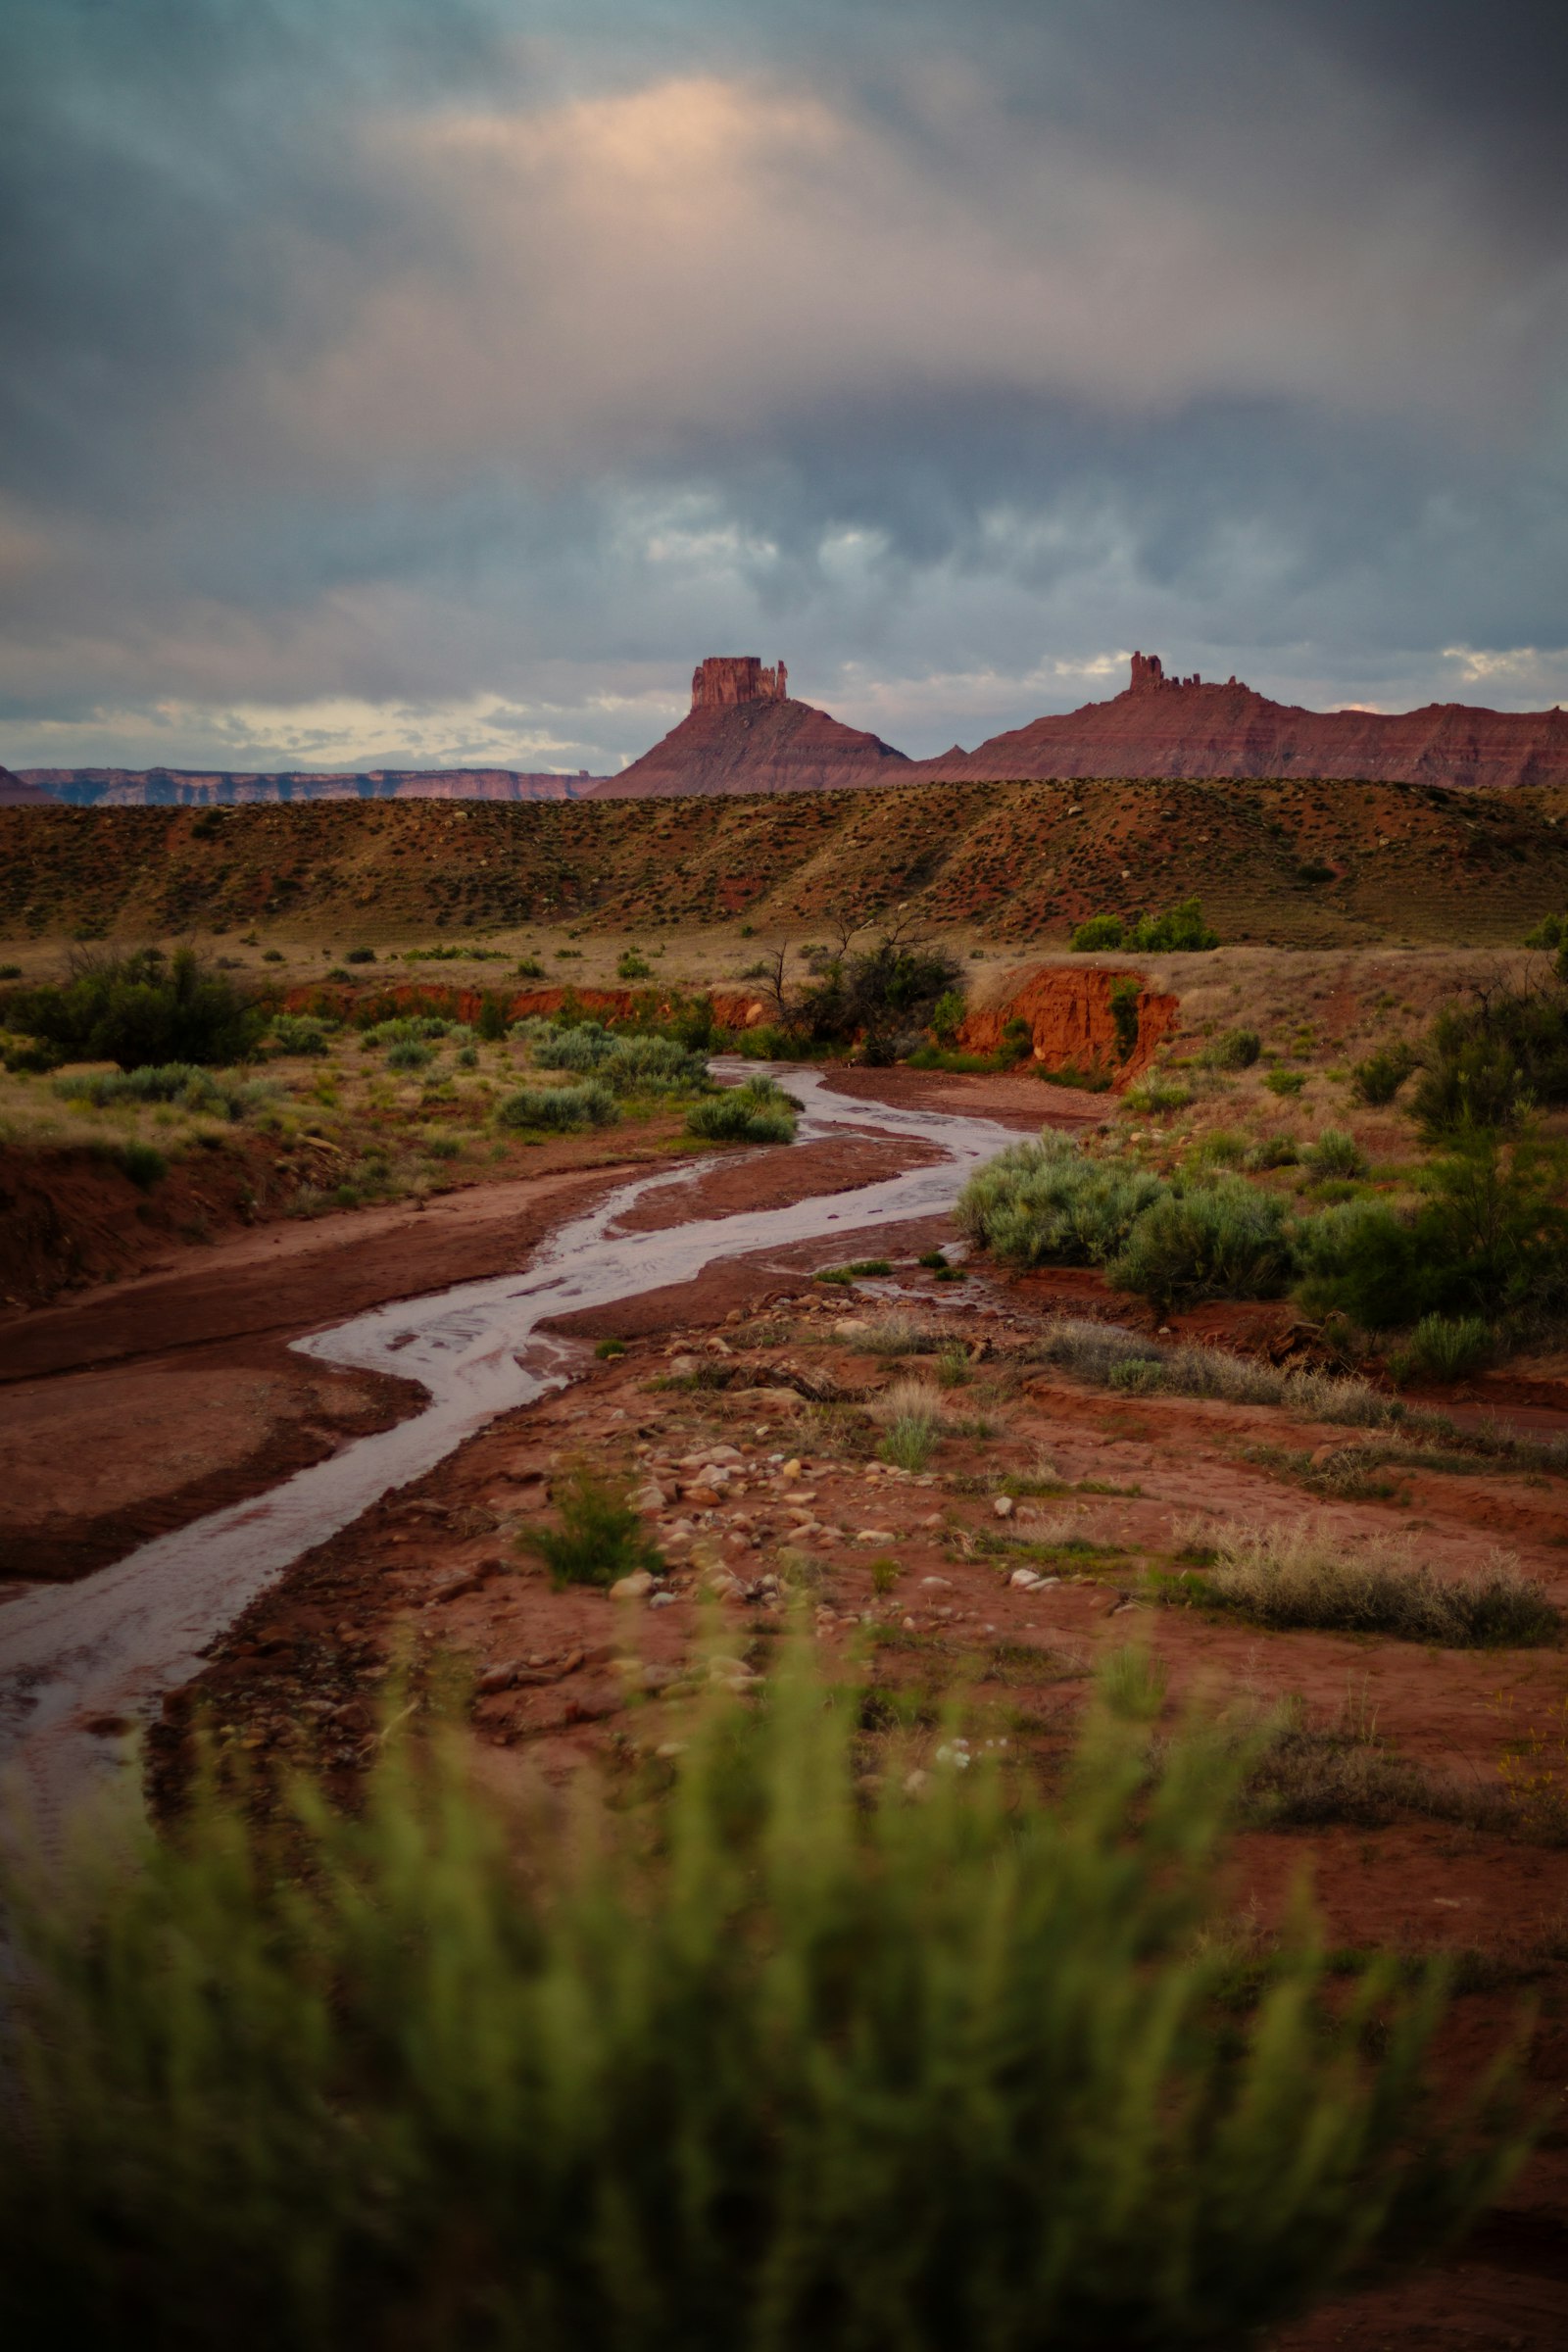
[285,965,1179,1083]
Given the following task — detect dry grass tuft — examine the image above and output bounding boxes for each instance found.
[1182,1517,1558,1648]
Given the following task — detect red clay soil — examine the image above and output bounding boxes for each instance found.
[0,1138,279,1310]
[0,1119,941,1583]
[0,1161,644,1581]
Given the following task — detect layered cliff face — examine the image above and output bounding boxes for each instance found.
[917,654,1568,793]
[0,764,51,806]
[16,768,599,807]
[590,657,908,799]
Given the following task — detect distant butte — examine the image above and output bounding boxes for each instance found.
[587,656,910,799]
[913,652,1568,794]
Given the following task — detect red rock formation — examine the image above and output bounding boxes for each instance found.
[917,656,1568,793]
[956,964,1179,1085]
[691,656,788,709]
[0,763,51,806]
[590,660,908,800]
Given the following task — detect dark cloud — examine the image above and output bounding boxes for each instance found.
[0,1,1564,767]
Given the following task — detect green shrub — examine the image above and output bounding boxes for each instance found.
[1523,912,1565,951]
[1108,978,1141,1059]
[956,1133,1167,1267]
[520,1463,663,1588]
[1206,1027,1260,1069]
[1293,1133,1567,1328]
[476,994,509,1043]
[52,1063,274,1120]
[496,1083,617,1132]
[1303,1126,1368,1180]
[1190,1517,1556,1647]
[929,988,965,1044]
[1350,1043,1416,1105]
[7,947,265,1070]
[1410,984,1568,1136]
[0,1643,1528,2352]
[269,1013,331,1057]
[617,949,653,980]
[1388,1314,1494,1387]
[1264,1069,1306,1097]
[1109,1180,1293,1310]
[1068,912,1125,951]
[1124,1071,1193,1114]
[686,1078,797,1145]
[598,1034,710,1093]
[1130,896,1219,952]
[114,1141,168,1190]
[1244,1135,1298,1171]
[527,1020,609,1070]
[345,946,376,964]
[386,1039,433,1071]
[515,956,545,979]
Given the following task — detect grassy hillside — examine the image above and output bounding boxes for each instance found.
[5,773,1568,950]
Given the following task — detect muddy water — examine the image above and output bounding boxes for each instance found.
[0,1068,1021,1827]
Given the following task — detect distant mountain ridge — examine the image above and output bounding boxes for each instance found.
[0,763,52,805]
[14,651,1568,806]
[16,766,601,807]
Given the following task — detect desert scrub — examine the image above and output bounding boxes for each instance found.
[52,1062,275,1120]
[1024,1316,1394,1425]
[0,1642,1528,2352]
[495,1082,617,1133]
[869,1377,948,1470]
[1202,1027,1260,1070]
[686,1076,797,1144]
[1351,1042,1416,1105]
[1108,1180,1293,1310]
[519,1463,663,1588]
[1173,1516,1557,1647]
[1303,1126,1369,1180]
[956,1131,1165,1267]
[1387,1313,1494,1386]
[1123,1070,1194,1115]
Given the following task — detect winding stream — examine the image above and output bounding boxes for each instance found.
[0,1067,1020,1828]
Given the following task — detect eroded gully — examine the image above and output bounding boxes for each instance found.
[0,1067,1022,1831]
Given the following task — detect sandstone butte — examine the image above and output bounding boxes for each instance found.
[586,657,912,799]
[915,651,1568,793]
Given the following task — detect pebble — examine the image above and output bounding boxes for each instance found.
[994,1495,1015,1519]
[610,1570,656,1600]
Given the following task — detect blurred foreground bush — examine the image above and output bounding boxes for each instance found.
[0,1643,1527,2352]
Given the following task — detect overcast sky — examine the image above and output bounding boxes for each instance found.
[3,0,1566,772]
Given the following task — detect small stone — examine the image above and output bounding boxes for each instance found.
[920,1575,953,1590]
[1008,1568,1042,1590]
[649,1591,678,1609]
[781,1458,803,1479]
[631,1482,667,1511]
[610,1570,656,1600]
[994,1495,1015,1519]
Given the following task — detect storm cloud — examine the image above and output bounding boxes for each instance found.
[2,0,1565,769]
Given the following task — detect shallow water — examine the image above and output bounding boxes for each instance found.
[0,1067,1019,1827]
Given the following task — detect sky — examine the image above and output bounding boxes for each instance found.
[3,0,1566,774]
